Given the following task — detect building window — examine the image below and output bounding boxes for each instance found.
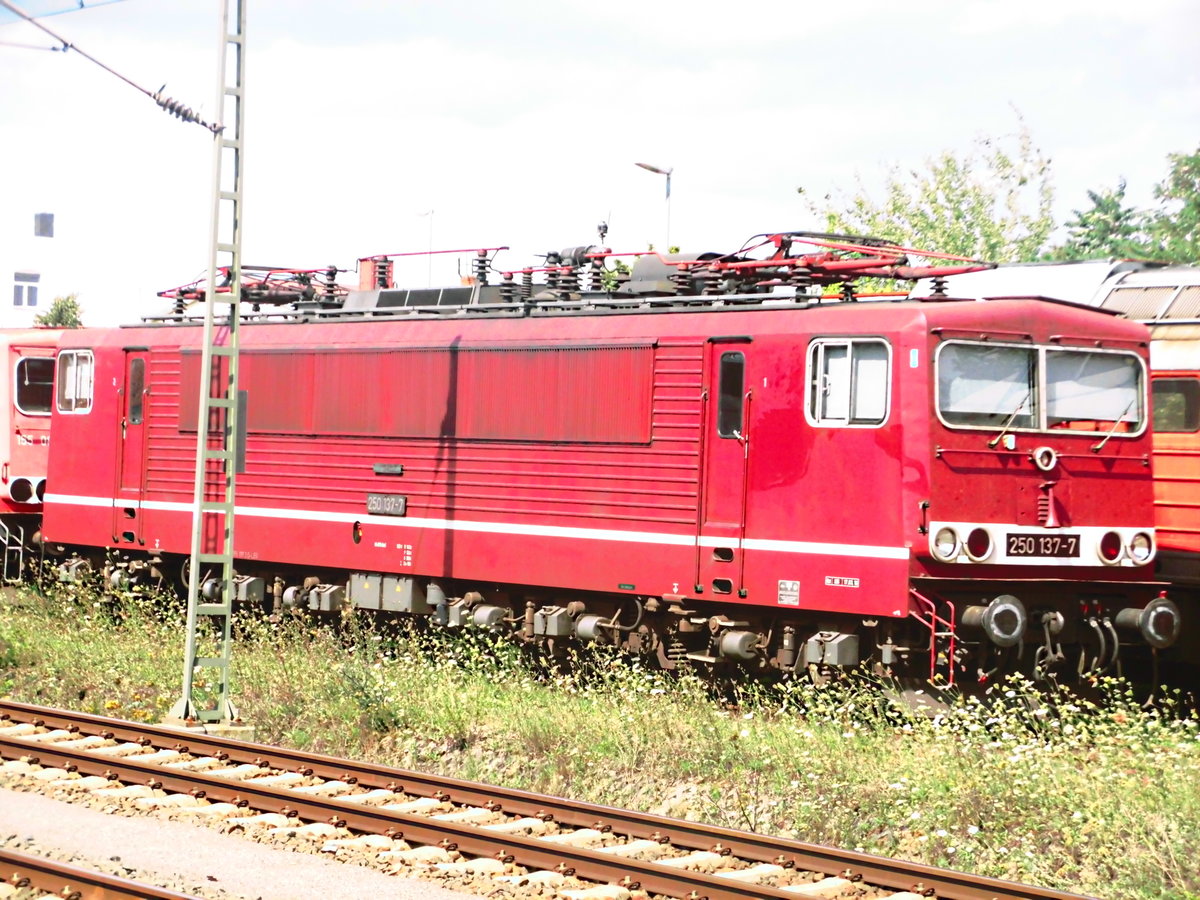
[807,338,891,426]
[15,357,55,415]
[13,272,39,308]
[34,213,54,238]
[56,350,94,413]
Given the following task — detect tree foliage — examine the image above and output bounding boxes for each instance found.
[1142,146,1200,263]
[810,122,1054,262]
[1047,181,1144,260]
[1047,148,1200,264]
[34,294,83,328]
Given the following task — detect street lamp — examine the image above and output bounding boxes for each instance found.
[635,161,672,251]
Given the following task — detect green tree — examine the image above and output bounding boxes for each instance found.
[1141,146,1200,263]
[1046,181,1146,260]
[34,294,83,328]
[1045,147,1200,264]
[810,121,1054,262]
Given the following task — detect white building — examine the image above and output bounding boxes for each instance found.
[0,209,68,328]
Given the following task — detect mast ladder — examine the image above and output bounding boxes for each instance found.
[170,0,247,724]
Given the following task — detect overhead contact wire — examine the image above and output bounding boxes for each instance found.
[0,0,220,132]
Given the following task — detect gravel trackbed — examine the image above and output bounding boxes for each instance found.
[0,787,478,900]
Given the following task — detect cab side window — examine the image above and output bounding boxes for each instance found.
[807,339,890,426]
[56,350,95,414]
[1153,377,1200,433]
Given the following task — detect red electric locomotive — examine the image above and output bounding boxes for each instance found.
[0,327,61,581]
[40,234,1180,683]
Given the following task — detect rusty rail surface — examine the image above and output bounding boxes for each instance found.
[0,701,1093,900]
[0,847,201,900]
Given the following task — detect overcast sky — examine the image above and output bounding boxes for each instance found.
[2,0,1197,324]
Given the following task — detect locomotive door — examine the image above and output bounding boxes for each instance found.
[697,340,751,597]
[113,350,149,542]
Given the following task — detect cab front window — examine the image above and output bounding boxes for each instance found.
[15,356,54,415]
[1046,349,1141,432]
[936,340,1144,435]
[938,344,1035,428]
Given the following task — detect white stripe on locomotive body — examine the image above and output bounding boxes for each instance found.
[739,538,910,560]
[45,492,1155,567]
[45,492,911,561]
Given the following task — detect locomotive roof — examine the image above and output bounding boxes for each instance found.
[0,327,63,348]
[132,231,1162,344]
[61,294,1150,352]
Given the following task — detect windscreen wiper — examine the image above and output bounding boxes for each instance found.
[987,391,1032,449]
[1090,398,1137,453]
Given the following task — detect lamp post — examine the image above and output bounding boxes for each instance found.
[635,161,672,251]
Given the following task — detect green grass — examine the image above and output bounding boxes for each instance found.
[2,584,1198,899]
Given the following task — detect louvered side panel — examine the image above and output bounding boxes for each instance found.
[145,350,198,500]
[455,345,653,443]
[205,341,703,528]
[314,349,452,437]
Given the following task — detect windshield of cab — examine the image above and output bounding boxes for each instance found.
[936,341,1144,435]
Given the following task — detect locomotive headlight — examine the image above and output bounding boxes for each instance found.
[1128,532,1154,564]
[932,527,960,561]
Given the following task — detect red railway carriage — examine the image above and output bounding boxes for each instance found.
[39,254,1175,683]
[1082,265,1200,588]
[1151,327,1200,584]
[0,328,61,579]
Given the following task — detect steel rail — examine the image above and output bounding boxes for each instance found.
[1,729,820,900]
[0,702,1092,900]
[0,847,202,900]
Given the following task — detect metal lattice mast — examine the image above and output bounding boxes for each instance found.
[170,0,246,724]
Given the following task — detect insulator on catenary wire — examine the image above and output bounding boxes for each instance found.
[151,90,221,133]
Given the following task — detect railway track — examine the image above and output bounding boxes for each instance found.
[0,847,201,899]
[0,700,1092,900]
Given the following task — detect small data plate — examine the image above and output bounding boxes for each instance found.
[366,493,407,516]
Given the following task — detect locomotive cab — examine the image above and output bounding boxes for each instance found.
[910,299,1173,678]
